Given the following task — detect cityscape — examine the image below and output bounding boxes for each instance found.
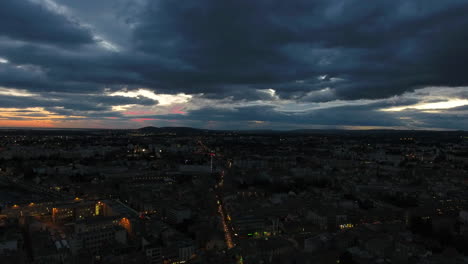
[0,127,468,263]
[1,0,468,263]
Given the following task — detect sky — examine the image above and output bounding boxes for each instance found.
[0,0,468,130]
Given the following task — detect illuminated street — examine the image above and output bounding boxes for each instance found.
[218,201,235,249]
[214,169,235,249]
[201,136,236,250]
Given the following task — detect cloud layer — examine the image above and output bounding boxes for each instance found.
[0,0,467,130]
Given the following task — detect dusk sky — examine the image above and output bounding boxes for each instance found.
[1,0,468,130]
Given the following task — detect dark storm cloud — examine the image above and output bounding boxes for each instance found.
[138,104,405,128]
[0,0,468,129]
[144,102,468,130]
[0,93,156,112]
[131,0,468,100]
[0,0,94,47]
[43,107,122,119]
[447,105,468,112]
[0,62,102,93]
[2,0,468,99]
[401,110,468,130]
[0,43,192,93]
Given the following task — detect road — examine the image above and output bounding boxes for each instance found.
[217,192,235,249]
[197,138,236,249]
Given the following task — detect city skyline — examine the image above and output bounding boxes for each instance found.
[1,0,468,130]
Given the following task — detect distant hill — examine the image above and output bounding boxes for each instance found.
[137,126,210,134]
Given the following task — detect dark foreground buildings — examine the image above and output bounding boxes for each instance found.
[1,128,468,263]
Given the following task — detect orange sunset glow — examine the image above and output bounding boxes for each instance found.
[0,120,55,128]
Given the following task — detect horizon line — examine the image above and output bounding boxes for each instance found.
[0,126,465,133]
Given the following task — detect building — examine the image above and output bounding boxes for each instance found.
[51,200,97,223]
[166,207,191,225]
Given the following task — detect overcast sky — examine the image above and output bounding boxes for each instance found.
[0,0,467,130]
